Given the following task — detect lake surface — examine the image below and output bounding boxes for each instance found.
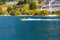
[0,16,60,40]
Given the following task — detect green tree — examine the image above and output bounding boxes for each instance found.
[29,2,37,10]
[55,10,60,15]
[0,9,5,15]
[39,0,43,4]
[9,10,21,16]
[7,7,13,13]
[40,10,50,15]
[34,10,41,15]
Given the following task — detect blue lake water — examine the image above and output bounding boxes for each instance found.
[0,16,60,40]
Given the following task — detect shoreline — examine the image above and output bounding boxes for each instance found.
[0,15,58,17]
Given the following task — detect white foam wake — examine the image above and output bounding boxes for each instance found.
[21,18,60,21]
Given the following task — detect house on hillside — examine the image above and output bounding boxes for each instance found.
[37,0,60,11]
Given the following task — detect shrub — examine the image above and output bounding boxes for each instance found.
[52,11,56,14]
[22,10,50,16]
[0,2,6,5]
[34,10,41,15]
[34,10,49,15]
[55,10,60,15]
[22,10,30,15]
[39,0,43,4]
[7,7,13,13]
[36,3,44,8]
[9,10,21,16]
[29,10,35,15]
[22,10,35,15]
[12,5,17,10]
[0,9,4,15]
[29,2,37,10]
[40,10,50,15]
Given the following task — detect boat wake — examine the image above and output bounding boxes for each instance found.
[21,18,60,21]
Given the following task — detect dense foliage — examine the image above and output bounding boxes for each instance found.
[21,10,50,15]
[40,10,50,15]
[17,1,26,5]
[0,0,59,16]
[55,10,60,15]
[9,10,21,16]
[39,0,43,4]
[29,2,37,10]
[0,9,4,15]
